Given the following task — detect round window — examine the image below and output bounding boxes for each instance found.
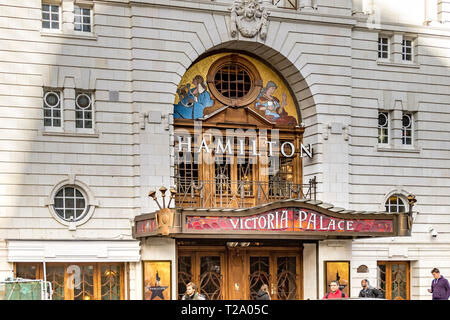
[402,114,412,128]
[207,55,262,107]
[378,113,388,127]
[54,186,88,221]
[213,63,252,99]
[76,93,92,109]
[44,91,60,108]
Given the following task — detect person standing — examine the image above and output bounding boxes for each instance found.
[256,284,271,300]
[181,282,205,300]
[427,268,450,300]
[322,280,348,299]
[358,279,383,298]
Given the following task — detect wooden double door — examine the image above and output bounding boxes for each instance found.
[178,246,302,300]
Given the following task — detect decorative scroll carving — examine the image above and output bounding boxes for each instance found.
[230,0,270,40]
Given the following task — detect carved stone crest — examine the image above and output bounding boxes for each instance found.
[230,0,270,40]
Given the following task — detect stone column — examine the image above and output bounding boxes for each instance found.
[300,0,316,11]
[352,0,364,15]
[425,0,439,26]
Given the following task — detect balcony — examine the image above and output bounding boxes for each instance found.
[174,177,317,209]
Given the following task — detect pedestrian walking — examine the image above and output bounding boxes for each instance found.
[427,268,450,300]
[181,282,206,300]
[256,284,271,300]
[358,279,383,298]
[322,280,348,299]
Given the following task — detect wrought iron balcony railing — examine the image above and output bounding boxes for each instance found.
[175,177,317,209]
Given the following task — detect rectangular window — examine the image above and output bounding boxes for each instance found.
[14,263,124,300]
[378,37,389,59]
[74,6,92,32]
[402,112,413,145]
[378,111,389,144]
[75,92,93,129]
[42,4,60,30]
[402,39,413,61]
[43,90,62,127]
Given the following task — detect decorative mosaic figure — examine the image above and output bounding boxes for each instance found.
[255,81,297,126]
[230,0,269,40]
[173,75,214,119]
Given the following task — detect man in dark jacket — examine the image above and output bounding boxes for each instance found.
[428,268,450,300]
[256,284,270,300]
[358,279,383,298]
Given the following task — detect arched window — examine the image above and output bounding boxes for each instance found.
[385,195,406,213]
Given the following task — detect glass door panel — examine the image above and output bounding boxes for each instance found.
[275,256,298,300]
[177,256,193,300]
[249,256,271,300]
[100,264,122,300]
[46,265,65,300]
[199,256,222,300]
[391,263,408,300]
[377,261,409,300]
[72,264,95,300]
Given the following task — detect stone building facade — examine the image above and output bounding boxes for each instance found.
[0,0,449,300]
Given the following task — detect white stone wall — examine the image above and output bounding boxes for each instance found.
[1,0,449,299]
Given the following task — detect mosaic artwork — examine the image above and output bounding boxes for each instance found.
[173,53,299,125]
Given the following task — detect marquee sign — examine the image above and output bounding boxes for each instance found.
[136,218,158,236]
[184,208,394,234]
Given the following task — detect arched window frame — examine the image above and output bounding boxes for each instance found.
[381,189,410,213]
[206,54,262,107]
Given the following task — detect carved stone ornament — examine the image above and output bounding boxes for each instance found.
[230,0,270,40]
[357,265,369,273]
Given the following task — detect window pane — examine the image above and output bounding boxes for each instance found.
[73,265,95,300]
[15,264,38,279]
[42,4,49,11]
[42,21,50,29]
[65,198,74,208]
[53,119,61,127]
[51,22,59,29]
[101,265,122,300]
[83,25,91,32]
[42,12,49,20]
[46,265,65,300]
[54,198,64,208]
[76,198,85,209]
[51,6,59,13]
[65,188,74,197]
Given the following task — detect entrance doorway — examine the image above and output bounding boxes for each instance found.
[177,245,303,300]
